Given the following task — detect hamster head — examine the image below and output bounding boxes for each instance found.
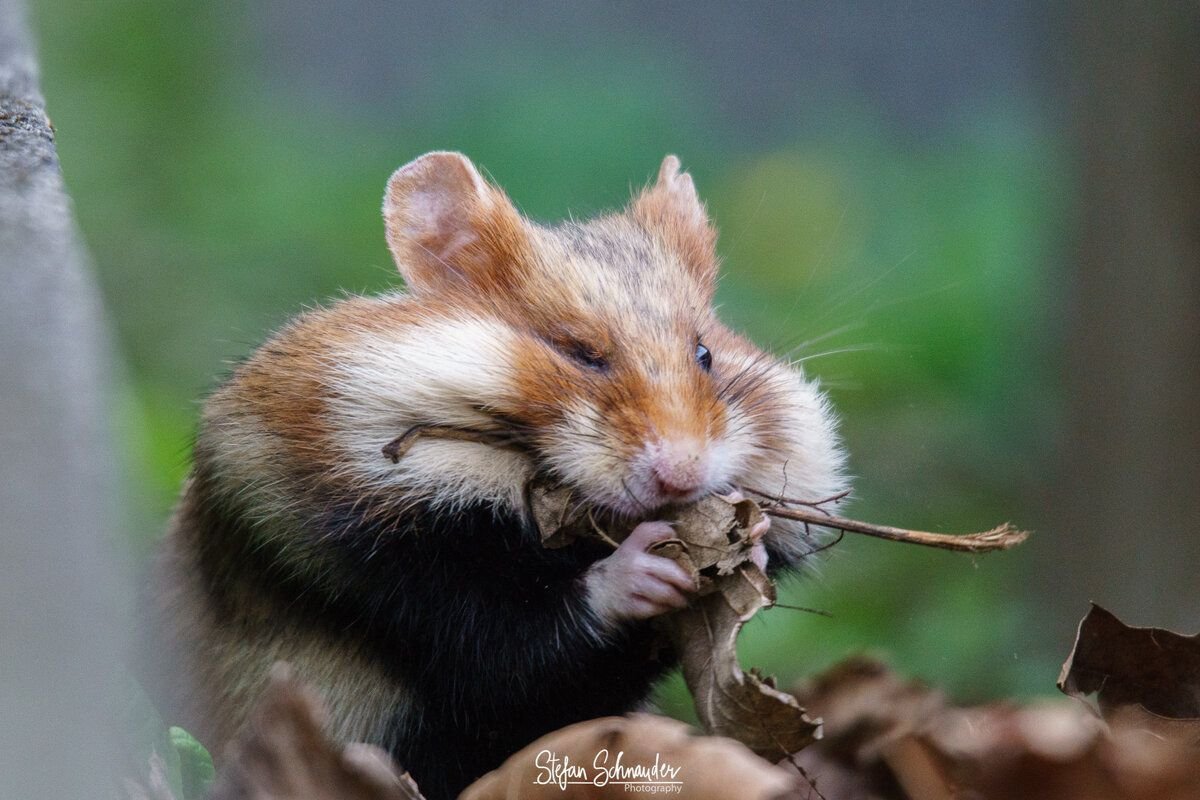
[376,151,846,521]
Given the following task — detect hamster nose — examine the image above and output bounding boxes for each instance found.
[651,439,706,498]
[655,472,699,498]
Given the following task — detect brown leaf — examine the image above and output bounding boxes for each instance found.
[1058,603,1200,746]
[786,656,1200,800]
[664,561,821,760]
[781,608,1200,800]
[1103,703,1200,748]
[668,494,768,579]
[208,663,424,800]
[917,700,1200,800]
[530,487,818,759]
[529,483,594,549]
[777,751,895,800]
[786,657,950,800]
[460,713,801,800]
[650,496,821,760]
[785,652,1200,800]
[791,656,944,764]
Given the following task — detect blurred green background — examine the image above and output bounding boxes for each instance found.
[34,1,1194,719]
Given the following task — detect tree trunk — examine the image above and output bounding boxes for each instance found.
[1041,3,1200,642]
[0,0,128,797]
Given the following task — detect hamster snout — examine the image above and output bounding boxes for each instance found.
[642,436,712,503]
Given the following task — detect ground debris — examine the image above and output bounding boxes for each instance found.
[460,713,801,800]
[207,664,423,800]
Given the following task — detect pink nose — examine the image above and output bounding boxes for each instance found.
[651,439,706,498]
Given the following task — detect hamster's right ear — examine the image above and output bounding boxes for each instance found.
[383,152,528,294]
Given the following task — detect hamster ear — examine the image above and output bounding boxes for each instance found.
[631,155,718,289]
[383,152,528,293]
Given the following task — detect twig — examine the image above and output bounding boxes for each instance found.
[781,751,828,800]
[586,509,623,550]
[763,506,1028,553]
[807,529,845,556]
[382,429,1028,554]
[773,603,834,618]
[743,486,852,513]
[381,424,515,463]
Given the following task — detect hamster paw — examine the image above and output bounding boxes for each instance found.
[583,520,697,627]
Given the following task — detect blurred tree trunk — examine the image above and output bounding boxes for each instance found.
[1042,4,1200,640]
[0,0,127,797]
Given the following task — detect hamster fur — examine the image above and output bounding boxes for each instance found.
[145,152,847,799]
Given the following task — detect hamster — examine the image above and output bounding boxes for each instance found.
[144,152,847,800]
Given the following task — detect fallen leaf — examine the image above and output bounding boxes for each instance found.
[529,483,594,549]
[656,494,767,581]
[917,700,1200,800]
[780,650,1200,800]
[791,656,944,764]
[530,486,820,760]
[1058,603,1200,747]
[786,656,949,800]
[207,663,424,800]
[460,713,801,800]
[666,562,822,760]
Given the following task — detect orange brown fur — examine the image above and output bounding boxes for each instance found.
[146,153,847,789]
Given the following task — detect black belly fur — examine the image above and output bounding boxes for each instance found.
[188,466,674,800]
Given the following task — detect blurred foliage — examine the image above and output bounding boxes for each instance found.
[168,726,215,800]
[36,0,1064,706]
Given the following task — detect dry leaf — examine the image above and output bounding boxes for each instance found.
[786,656,949,800]
[1058,603,1200,746]
[529,483,594,549]
[666,562,821,760]
[530,486,820,760]
[643,495,821,760]
[791,656,944,764]
[460,713,801,800]
[917,700,1200,800]
[654,494,768,581]
[208,663,424,800]
[780,645,1200,800]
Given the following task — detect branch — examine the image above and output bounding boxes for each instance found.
[763,505,1029,553]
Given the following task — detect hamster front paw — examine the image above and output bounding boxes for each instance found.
[583,521,697,628]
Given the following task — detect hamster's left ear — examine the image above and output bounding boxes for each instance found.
[631,155,718,290]
[383,151,528,295]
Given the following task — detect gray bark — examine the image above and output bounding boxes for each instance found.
[0,0,129,797]
[1039,3,1200,641]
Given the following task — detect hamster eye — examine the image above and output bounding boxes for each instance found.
[565,342,609,371]
[695,342,713,372]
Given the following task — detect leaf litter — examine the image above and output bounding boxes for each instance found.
[148,426,1200,798]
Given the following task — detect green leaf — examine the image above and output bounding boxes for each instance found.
[169,726,215,800]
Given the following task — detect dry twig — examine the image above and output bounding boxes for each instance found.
[762,504,1028,553]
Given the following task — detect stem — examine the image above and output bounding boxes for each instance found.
[382,424,514,463]
[764,506,1029,553]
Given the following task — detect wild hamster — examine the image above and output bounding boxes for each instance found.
[145,152,846,799]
